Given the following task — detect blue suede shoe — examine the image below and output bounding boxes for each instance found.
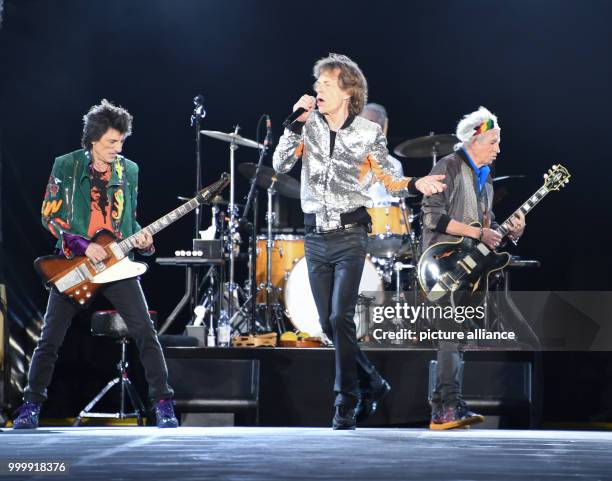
[154,399,178,428]
[13,402,41,429]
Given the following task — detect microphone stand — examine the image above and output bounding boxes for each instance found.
[190,95,207,317]
[191,95,207,234]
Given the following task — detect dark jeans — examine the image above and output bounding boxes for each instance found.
[24,278,173,404]
[305,226,380,407]
[430,341,464,412]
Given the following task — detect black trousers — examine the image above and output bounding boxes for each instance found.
[431,341,464,412]
[305,226,379,406]
[24,278,174,404]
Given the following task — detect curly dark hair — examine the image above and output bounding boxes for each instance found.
[81,99,133,150]
[313,53,368,116]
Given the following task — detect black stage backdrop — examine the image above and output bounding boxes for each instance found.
[0,0,610,325]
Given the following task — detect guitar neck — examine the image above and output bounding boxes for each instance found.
[118,198,201,254]
[495,185,550,237]
[115,173,229,255]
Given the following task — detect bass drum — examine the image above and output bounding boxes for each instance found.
[284,257,383,339]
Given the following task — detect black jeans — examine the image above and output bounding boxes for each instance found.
[24,278,173,404]
[305,226,380,407]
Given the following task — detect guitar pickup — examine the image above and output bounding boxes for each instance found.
[55,265,92,293]
[476,243,490,256]
[458,260,472,274]
[109,242,125,260]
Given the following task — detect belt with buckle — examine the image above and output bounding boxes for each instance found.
[314,222,361,234]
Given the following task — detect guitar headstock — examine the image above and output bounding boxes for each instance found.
[543,164,571,192]
[196,172,230,204]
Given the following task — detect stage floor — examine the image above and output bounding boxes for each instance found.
[2,427,611,480]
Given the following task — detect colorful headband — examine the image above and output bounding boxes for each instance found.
[474,118,495,135]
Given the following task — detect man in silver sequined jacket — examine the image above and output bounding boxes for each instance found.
[273,53,445,430]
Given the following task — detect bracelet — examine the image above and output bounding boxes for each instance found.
[478,226,484,241]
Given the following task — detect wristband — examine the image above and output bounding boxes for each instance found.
[407,177,420,195]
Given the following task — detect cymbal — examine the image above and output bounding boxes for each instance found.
[238,163,301,199]
[394,134,458,158]
[200,130,263,150]
[493,175,526,183]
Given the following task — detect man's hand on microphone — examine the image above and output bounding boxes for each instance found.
[293,95,315,122]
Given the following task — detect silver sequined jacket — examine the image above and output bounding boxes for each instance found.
[273,111,410,230]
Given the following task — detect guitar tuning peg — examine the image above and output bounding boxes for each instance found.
[544,174,548,179]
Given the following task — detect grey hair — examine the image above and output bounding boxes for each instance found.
[454,106,500,150]
[361,103,388,130]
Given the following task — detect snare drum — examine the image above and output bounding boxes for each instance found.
[256,235,304,303]
[368,201,410,237]
[284,257,382,338]
[367,201,411,257]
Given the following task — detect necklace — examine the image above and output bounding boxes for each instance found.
[93,160,110,173]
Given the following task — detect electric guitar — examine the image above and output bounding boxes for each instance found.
[34,173,230,306]
[417,164,570,305]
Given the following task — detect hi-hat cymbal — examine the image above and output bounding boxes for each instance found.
[200,130,263,150]
[394,134,458,158]
[238,163,301,199]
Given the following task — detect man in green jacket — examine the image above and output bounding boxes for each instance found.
[13,99,178,429]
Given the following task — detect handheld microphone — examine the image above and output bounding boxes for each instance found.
[282,107,306,128]
[264,115,273,147]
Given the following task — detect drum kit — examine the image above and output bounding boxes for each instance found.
[189,129,462,340]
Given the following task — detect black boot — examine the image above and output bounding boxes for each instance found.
[355,378,391,423]
[332,404,356,430]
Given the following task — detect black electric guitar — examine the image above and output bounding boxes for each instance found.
[417,164,570,305]
[34,173,230,306]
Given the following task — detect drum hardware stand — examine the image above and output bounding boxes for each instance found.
[158,265,194,335]
[428,131,439,167]
[242,117,271,333]
[189,265,220,344]
[263,179,284,332]
[227,125,241,320]
[393,261,415,302]
[399,198,420,261]
[357,294,375,340]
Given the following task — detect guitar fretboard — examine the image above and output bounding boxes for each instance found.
[496,186,549,237]
[117,175,228,254]
[118,199,200,254]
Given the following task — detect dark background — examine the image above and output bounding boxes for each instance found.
[0,0,611,421]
